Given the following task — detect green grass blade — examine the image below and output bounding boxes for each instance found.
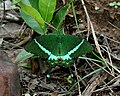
[92,51,104,62]
[79,56,103,63]
[29,0,39,11]
[71,1,80,32]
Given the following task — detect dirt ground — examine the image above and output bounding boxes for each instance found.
[0,0,120,96]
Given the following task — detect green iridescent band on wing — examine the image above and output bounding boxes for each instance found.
[48,54,71,60]
[68,39,84,55]
[34,39,51,55]
[34,38,85,60]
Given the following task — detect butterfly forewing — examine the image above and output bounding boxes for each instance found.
[70,39,93,58]
[59,35,82,54]
[60,35,93,58]
[25,37,48,58]
[25,35,63,58]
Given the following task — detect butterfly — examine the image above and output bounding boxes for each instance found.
[25,34,93,67]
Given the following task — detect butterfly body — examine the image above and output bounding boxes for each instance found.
[25,34,93,67]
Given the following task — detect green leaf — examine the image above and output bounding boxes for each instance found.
[12,0,21,4]
[19,63,32,69]
[113,1,117,4]
[39,0,56,23]
[29,0,39,11]
[117,2,120,6]
[19,1,45,28]
[109,3,115,7]
[20,10,45,35]
[16,49,34,62]
[66,74,73,84]
[21,0,31,5]
[53,4,70,29]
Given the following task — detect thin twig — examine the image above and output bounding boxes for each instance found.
[104,36,112,52]
[106,36,120,44]
[86,16,90,41]
[102,45,114,75]
[103,75,120,87]
[93,75,120,92]
[100,45,120,73]
[73,63,82,96]
[91,61,115,77]
[82,73,104,96]
[108,21,120,31]
[111,53,120,61]
[12,36,31,49]
[81,0,102,57]
[18,22,25,35]
[45,21,57,31]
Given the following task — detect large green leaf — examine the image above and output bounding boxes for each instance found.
[29,0,39,11]
[25,35,93,58]
[20,10,44,35]
[39,0,56,23]
[19,1,45,28]
[53,4,70,29]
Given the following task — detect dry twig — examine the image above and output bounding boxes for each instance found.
[73,63,82,96]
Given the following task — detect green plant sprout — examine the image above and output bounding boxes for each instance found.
[109,1,120,8]
[66,74,73,84]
